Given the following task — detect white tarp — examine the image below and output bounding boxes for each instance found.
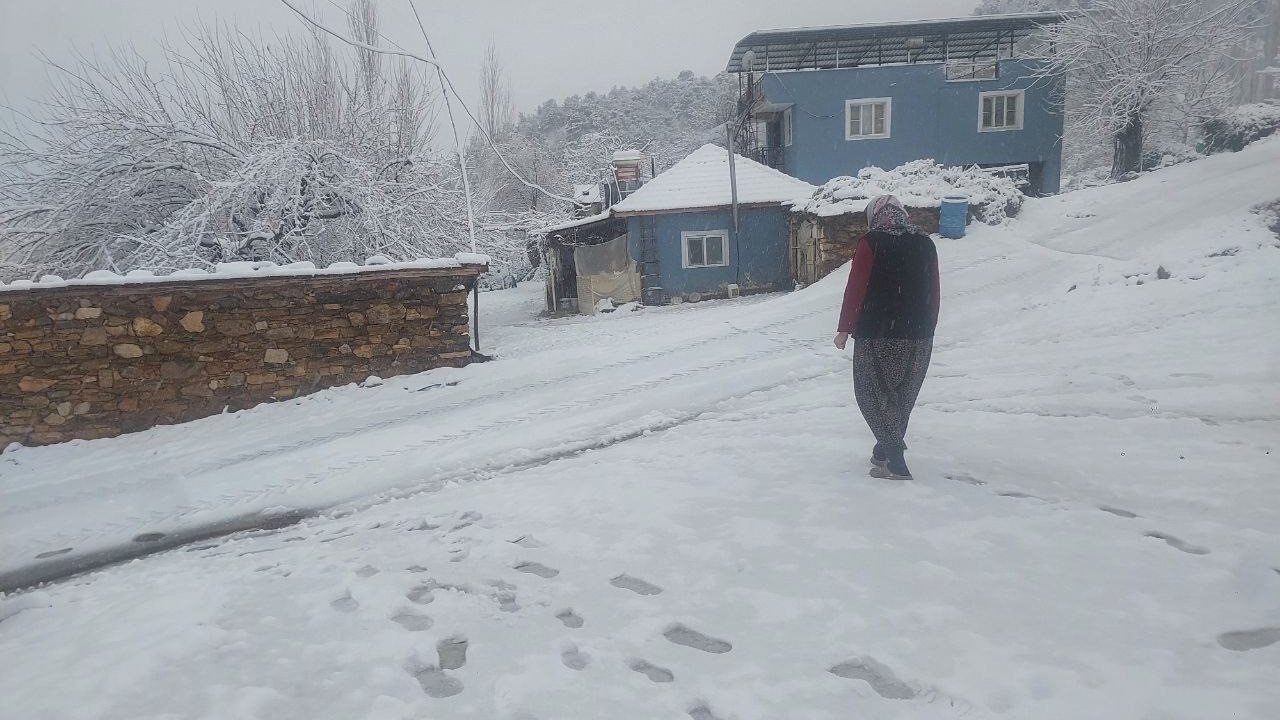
[574,235,641,314]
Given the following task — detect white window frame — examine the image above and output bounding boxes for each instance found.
[782,107,794,147]
[845,97,892,141]
[978,89,1024,132]
[681,230,729,269]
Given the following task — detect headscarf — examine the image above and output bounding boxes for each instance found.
[865,194,914,235]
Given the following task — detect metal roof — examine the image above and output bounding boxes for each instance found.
[726,12,1066,73]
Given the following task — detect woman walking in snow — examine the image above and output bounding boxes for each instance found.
[833,195,940,480]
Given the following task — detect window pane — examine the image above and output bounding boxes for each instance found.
[849,105,862,135]
[687,237,705,267]
[1006,95,1018,126]
[705,236,725,266]
[872,104,885,135]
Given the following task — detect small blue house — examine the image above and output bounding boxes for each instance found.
[537,145,815,313]
[610,144,816,304]
[727,13,1067,194]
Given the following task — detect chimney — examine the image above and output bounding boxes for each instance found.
[611,149,647,200]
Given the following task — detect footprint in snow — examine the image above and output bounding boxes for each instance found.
[391,611,433,631]
[556,609,585,628]
[688,704,728,720]
[664,624,733,654]
[407,585,435,604]
[35,547,73,559]
[945,473,985,486]
[1217,627,1280,652]
[628,658,674,683]
[830,656,918,700]
[1145,531,1210,555]
[611,574,663,595]
[133,532,166,543]
[330,593,359,613]
[561,644,590,671]
[355,565,379,577]
[996,490,1042,500]
[412,665,464,698]
[508,534,545,548]
[438,637,468,670]
[485,579,520,613]
[1098,505,1139,518]
[514,561,559,578]
[447,511,483,534]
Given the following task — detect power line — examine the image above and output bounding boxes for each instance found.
[407,0,477,252]
[289,0,576,207]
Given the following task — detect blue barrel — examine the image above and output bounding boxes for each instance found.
[939,195,969,239]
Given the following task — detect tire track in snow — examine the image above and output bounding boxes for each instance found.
[2,306,829,519]
[2,358,846,590]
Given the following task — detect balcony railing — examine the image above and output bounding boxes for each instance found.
[752,146,785,172]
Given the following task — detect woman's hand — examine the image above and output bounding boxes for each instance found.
[833,332,849,350]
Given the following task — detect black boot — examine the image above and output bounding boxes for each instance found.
[870,447,912,480]
[885,449,912,480]
[870,443,888,468]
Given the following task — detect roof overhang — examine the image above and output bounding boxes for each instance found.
[726,12,1066,73]
[611,201,788,218]
[752,101,794,118]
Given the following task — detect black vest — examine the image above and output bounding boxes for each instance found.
[855,231,938,339]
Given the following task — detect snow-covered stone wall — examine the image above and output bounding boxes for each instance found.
[0,263,486,447]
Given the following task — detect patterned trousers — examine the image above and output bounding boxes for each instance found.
[852,338,934,452]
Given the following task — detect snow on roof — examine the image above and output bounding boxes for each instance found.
[611,150,646,163]
[534,210,614,235]
[0,253,490,294]
[573,184,602,203]
[610,144,817,214]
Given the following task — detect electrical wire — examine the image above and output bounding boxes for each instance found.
[407,1,477,252]
[289,0,577,206]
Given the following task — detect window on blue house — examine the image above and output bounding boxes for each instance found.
[682,231,729,269]
[979,90,1024,131]
[782,107,794,147]
[846,98,891,140]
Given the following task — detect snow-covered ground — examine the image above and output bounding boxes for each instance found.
[1,139,1278,719]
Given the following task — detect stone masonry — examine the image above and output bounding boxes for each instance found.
[791,206,940,283]
[1,265,485,447]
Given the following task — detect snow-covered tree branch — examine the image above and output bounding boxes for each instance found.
[0,1,544,281]
[1035,0,1259,177]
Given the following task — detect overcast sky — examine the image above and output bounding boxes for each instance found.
[0,0,974,124]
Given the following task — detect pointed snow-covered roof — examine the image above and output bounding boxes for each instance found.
[610,144,816,215]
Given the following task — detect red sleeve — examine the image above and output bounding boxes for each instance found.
[929,253,940,323]
[837,237,874,333]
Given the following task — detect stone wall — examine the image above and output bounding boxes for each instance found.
[1,265,485,447]
[791,207,941,284]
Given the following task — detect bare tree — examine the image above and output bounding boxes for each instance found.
[1037,0,1258,177]
[0,3,536,281]
[478,43,515,141]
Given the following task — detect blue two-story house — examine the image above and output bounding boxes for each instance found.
[727,13,1067,195]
